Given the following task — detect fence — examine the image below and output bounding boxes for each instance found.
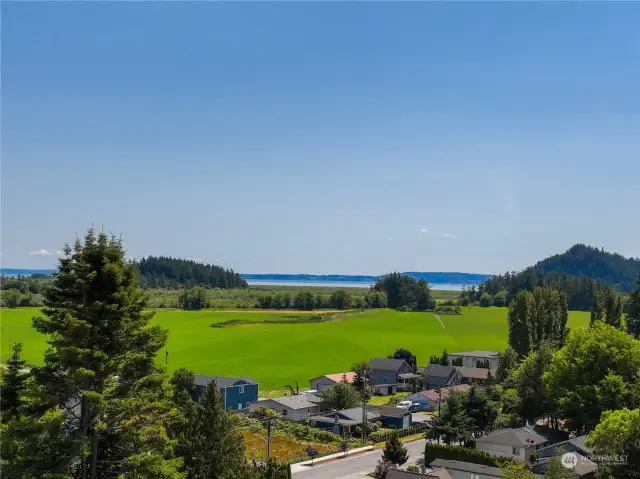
[368,422,430,444]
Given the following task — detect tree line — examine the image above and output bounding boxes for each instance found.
[136,256,248,289]
[0,229,289,479]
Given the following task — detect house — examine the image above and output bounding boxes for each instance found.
[429,459,504,479]
[370,358,412,393]
[405,384,471,412]
[475,427,550,462]
[422,365,462,389]
[373,406,413,429]
[309,407,381,436]
[248,394,322,421]
[398,372,423,391]
[194,375,259,411]
[532,435,597,478]
[454,366,490,385]
[447,351,501,371]
[309,372,357,392]
[388,470,453,479]
[370,383,398,396]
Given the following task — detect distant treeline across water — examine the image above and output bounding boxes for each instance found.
[245,279,465,291]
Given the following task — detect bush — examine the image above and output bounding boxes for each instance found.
[407,465,420,472]
[423,443,516,469]
[478,293,493,307]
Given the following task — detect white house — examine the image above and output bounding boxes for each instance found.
[447,350,501,372]
[475,427,550,462]
[429,459,504,479]
[248,394,321,421]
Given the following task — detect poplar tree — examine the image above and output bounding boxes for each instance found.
[590,286,623,329]
[626,276,640,338]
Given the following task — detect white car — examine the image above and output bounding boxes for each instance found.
[396,400,412,408]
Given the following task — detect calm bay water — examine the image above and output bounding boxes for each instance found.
[246,279,465,291]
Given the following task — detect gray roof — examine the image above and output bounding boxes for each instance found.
[398,372,422,380]
[417,367,426,375]
[371,357,408,372]
[194,375,258,388]
[448,350,500,358]
[387,470,431,479]
[454,366,490,379]
[375,406,411,418]
[332,407,380,422]
[569,435,593,454]
[267,395,321,410]
[475,427,548,447]
[430,459,503,477]
[423,364,457,378]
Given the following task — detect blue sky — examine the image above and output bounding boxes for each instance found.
[2,2,639,275]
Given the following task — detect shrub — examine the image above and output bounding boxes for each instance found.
[423,443,516,469]
[478,293,493,307]
[407,465,420,472]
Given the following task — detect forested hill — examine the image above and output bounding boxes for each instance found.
[533,244,640,293]
[465,244,640,311]
[135,256,247,289]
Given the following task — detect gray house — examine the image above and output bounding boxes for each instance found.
[455,366,491,385]
[422,365,461,389]
[447,351,501,371]
[370,358,412,393]
[429,459,505,479]
[475,427,550,462]
[532,435,597,478]
[194,375,259,411]
[309,407,381,436]
[248,394,321,421]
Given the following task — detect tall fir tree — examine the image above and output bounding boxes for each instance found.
[381,431,408,466]
[29,228,182,479]
[180,380,250,479]
[626,275,640,338]
[0,342,30,421]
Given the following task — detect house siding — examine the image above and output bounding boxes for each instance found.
[380,414,412,429]
[423,371,462,390]
[310,378,336,392]
[248,399,319,420]
[448,354,500,371]
[194,381,258,411]
[476,442,517,459]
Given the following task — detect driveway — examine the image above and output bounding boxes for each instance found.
[411,412,433,424]
[293,439,427,479]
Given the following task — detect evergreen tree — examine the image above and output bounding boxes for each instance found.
[381,431,408,466]
[29,228,181,479]
[462,387,498,436]
[180,380,248,479]
[429,391,474,445]
[627,275,640,338]
[495,347,518,383]
[439,349,450,366]
[0,342,30,422]
[590,286,623,329]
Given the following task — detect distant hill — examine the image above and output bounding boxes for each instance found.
[241,272,493,285]
[466,244,640,311]
[0,268,56,277]
[533,244,640,293]
[136,256,247,289]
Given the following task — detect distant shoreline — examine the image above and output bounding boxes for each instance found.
[246,279,465,291]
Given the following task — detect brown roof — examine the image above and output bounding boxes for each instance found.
[423,384,471,402]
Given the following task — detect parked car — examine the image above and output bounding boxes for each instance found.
[408,403,422,413]
[397,400,412,408]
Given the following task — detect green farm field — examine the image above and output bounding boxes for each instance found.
[1,307,590,389]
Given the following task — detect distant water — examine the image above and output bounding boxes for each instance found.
[246,279,464,291]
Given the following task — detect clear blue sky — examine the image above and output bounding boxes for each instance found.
[2,2,639,275]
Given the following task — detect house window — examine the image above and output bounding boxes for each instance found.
[282,410,288,416]
[512,447,518,455]
[238,385,245,394]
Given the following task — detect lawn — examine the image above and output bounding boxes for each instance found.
[0,307,590,389]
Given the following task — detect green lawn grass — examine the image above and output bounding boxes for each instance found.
[0,307,590,389]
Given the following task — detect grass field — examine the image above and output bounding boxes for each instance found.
[0,307,590,389]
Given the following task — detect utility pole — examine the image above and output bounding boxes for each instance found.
[361,374,367,443]
[266,418,272,462]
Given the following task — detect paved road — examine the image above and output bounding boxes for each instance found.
[293,439,426,479]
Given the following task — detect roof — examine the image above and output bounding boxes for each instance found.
[371,383,398,387]
[398,372,422,380]
[569,435,593,454]
[371,357,408,372]
[448,350,500,359]
[374,406,412,418]
[338,407,380,422]
[417,367,426,375]
[476,427,549,447]
[267,395,321,410]
[387,470,432,479]
[570,453,598,476]
[421,384,472,401]
[430,459,503,477]
[308,415,360,426]
[309,372,357,384]
[424,467,453,479]
[454,366,490,380]
[195,375,258,388]
[423,364,457,378]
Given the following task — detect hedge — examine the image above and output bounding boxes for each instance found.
[424,443,516,468]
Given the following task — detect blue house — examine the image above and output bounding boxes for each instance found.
[375,406,412,429]
[194,375,259,411]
